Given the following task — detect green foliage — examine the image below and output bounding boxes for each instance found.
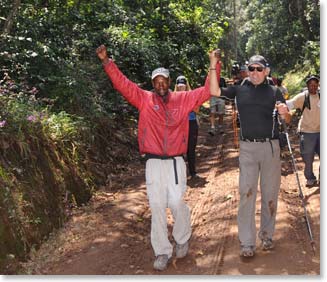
[0,0,320,272]
[240,0,319,76]
[283,71,307,98]
[1,0,319,108]
[0,165,10,182]
[42,111,84,141]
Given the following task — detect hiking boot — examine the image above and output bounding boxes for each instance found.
[153,255,169,271]
[190,174,200,180]
[261,238,274,250]
[176,241,189,258]
[306,179,316,187]
[240,245,255,257]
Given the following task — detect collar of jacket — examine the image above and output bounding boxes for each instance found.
[153,89,171,103]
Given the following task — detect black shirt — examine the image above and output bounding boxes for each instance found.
[221,78,285,139]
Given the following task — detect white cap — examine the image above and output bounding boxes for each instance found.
[151,67,170,80]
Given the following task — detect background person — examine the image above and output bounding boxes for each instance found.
[174,75,199,180]
[208,77,227,135]
[234,64,249,85]
[286,75,320,187]
[276,77,289,100]
[233,64,249,129]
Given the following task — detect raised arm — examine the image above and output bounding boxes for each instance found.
[209,49,221,97]
[96,44,145,110]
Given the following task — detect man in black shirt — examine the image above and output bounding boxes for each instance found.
[209,54,290,258]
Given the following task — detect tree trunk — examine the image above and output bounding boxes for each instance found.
[2,0,21,35]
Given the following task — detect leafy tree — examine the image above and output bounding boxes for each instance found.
[0,0,320,114]
[238,0,319,75]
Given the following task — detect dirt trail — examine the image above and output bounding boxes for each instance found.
[20,105,320,275]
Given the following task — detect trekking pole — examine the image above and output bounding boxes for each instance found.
[232,103,239,148]
[277,102,316,255]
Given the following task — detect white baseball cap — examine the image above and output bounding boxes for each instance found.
[151,67,170,80]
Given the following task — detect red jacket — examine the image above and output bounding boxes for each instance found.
[104,60,217,156]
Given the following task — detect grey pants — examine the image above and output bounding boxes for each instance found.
[238,140,281,248]
[300,132,320,181]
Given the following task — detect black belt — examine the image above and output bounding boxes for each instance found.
[240,137,275,142]
[145,154,183,184]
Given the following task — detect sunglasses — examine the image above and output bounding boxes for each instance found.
[248,66,265,72]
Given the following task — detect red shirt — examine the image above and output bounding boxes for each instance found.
[104,60,217,156]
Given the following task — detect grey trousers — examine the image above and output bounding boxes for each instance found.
[238,140,281,248]
[300,132,320,181]
[145,157,191,258]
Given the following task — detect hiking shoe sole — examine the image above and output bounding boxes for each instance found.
[306,179,317,187]
[262,239,274,250]
[176,241,189,258]
[153,255,170,271]
[240,246,255,257]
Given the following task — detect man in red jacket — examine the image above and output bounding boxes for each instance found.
[96,45,220,270]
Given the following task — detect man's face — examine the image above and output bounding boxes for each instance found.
[152,76,171,96]
[307,80,319,95]
[248,64,269,85]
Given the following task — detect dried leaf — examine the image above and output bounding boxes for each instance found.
[223,194,233,201]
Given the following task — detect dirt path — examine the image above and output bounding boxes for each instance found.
[20,105,320,275]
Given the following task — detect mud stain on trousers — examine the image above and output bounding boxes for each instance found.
[269,200,275,216]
